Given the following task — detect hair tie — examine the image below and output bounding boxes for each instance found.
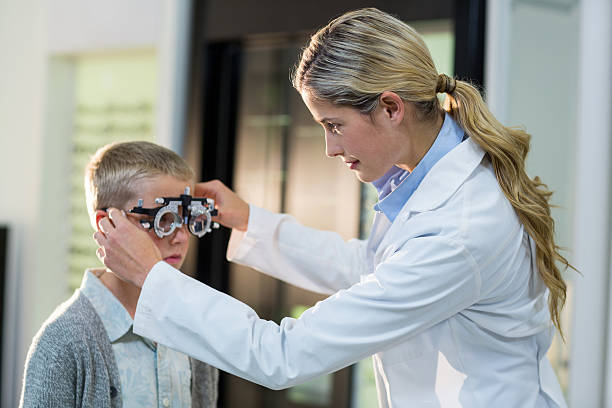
[436,74,456,94]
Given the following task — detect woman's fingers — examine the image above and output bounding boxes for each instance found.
[93,207,162,287]
[95,246,105,263]
[97,217,114,235]
[195,180,249,231]
[107,208,128,229]
[93,230,106,245]
[93,230,108,265]
[194,179,223,201]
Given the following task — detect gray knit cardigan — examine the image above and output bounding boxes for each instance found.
[19,291,218,407]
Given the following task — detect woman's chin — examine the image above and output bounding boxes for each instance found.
[355,171,377,183]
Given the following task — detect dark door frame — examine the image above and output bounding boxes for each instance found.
[0,226,6,393]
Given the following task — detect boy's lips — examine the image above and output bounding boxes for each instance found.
[164,254,182,265]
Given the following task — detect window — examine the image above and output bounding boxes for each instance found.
[67,52,157,289]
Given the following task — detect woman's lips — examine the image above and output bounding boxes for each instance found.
[345,160,359,170]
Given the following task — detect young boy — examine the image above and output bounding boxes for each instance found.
[20,141,218,407]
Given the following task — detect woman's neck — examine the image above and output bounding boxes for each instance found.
[398,112,445,172]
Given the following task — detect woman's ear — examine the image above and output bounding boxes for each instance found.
[95,210,107,232]
[378,91,405,124]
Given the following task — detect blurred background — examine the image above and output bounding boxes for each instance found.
[0,0,609,406]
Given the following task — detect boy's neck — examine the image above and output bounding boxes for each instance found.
[98,270,141,319]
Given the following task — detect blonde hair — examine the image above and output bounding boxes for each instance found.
[292,8,573,335]
[84,141,194,228]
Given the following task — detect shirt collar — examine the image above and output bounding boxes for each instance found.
[80,269,134,343]
[372,113,465,222]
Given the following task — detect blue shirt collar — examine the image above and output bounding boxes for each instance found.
[372,113,465,222]
[80,269,135,343]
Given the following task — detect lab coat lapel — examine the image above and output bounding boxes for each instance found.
[374,137,486,262]
[405,137,485,213]
[369,211,393,267]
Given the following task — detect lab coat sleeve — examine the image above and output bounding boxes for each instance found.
[134,234,481,390]
[226,204,368,294]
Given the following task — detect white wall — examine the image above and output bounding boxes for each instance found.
[571,1,612,406]
[0,1,191,406]
[488,0,579,255]
[486,0,612,406]
[0,1,48,405]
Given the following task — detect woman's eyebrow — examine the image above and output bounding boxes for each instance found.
[316,116,340,124]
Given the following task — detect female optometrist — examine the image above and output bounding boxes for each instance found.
[95,8,573,408]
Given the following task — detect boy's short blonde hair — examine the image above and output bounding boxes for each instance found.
[84,141,194,228]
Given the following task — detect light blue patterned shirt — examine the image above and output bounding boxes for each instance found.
[80,269,192,408]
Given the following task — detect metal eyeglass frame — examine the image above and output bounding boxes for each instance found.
[127,187,219,238]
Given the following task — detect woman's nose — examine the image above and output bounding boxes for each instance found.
[325,132,343,158]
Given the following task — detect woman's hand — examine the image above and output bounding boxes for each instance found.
[94,209,162,287]
[195,179,250,231]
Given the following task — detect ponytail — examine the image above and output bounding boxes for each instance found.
[442,79,574,337]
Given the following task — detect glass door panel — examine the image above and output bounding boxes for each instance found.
[230,37,356,408]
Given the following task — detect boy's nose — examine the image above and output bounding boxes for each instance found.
[170,222,189,244]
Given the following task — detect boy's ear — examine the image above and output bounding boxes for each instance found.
[95,210,108,232]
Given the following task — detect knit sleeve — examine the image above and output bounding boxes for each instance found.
[190,358,219,408]
[19,326,80,407]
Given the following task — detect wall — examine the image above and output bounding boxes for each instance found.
[0,1,47,405]
[570,0,612,406]
[486,0,612,406]
[0,1,191,406]
[505,2,579,393]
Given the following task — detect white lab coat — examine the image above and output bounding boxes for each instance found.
[134,137,567,407]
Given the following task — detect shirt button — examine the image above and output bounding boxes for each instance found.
[162,397,170,407]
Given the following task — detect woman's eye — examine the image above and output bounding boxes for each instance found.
[325,122,340,134]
